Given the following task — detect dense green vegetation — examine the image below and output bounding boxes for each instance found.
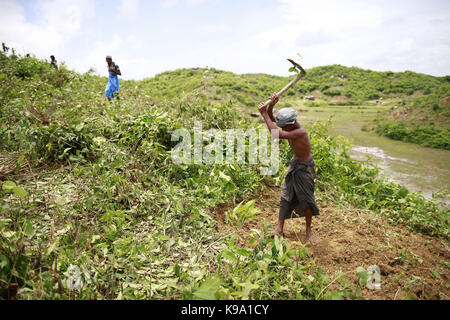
[372,83,450,150]
[301,65,446,103]
[142,64,449,150]
[0,49,448,300]
[142,64,448,111]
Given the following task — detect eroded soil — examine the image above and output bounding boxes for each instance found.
[211,188,450,300]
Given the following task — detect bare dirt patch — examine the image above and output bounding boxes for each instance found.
[211,188,450,300]
[330,95,351,104]
[440,98,450,106]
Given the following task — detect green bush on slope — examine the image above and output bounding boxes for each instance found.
[373,83,450,150]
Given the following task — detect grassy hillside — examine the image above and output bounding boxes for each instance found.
[0,49,448,300]
[371,83,450,149]
[140,64,449,151]
[143,63,450,150]
[301,65,446,103]
[140,64,447,111]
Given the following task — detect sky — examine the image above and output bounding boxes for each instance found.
[0,0,449,80]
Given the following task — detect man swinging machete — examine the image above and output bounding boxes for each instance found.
[258,62,319,245]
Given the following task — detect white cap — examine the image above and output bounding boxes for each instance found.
[275,108,298,128]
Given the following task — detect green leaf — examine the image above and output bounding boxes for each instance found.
[274,235,284,257]
[75,123,85,131]
[193,276,221,300]
[0,254,9,269]
[2,181,16,192]
[356,266,369,286]
[17,155,25,165]
[221,250,237,263]
[218,171,231,182]
[366,183,378,194]
[329,291,345,300]
[174,264,180,277]
[12,186,28,199]
[0,218,12,229]
[234,248,250,256]
[47,241,57,256]
[430,269,440,279]
[23,220,35,237]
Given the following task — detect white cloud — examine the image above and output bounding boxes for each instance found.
[1,0,448,79]
[0,1,58,58]
[394,39,415,54]
[37,0,84,34]
[159,0,209,8]
[0,0,95,60]
[199,23,232,35]
[118,0,141,18]
[279,0,383,30]
[185,0,209,5]
[70,33,153,79]
[184,0,449,77]
[72,33,124,76]
[269,0,450,75]
[160,0,179,9]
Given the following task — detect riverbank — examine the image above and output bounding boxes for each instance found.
[295,103,450,209]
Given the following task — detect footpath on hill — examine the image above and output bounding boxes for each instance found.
[212,188,450,300]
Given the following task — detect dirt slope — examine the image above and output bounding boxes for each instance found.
[211,188,450,300]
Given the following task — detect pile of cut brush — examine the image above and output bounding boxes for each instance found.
[0,153,31,177]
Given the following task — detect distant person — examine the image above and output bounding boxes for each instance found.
[258,93,320,245]
[105,55,121,102]
[50,55,58,69]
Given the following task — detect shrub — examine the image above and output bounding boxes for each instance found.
[323,89,342,96]
[30,121,96,162]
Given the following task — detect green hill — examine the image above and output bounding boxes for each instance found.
[0,48,448,300]
[141,64,447,109]
[371,83,450,149]
[142,64,449,149]
[301,64,446,102]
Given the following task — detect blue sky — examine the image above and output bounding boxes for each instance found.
[1,0,449,79]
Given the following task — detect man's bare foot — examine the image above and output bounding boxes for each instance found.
[271,229,284,238]
[306,230,319,245]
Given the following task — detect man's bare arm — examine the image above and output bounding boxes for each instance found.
[267,92,278,122]
[258,103,303,140]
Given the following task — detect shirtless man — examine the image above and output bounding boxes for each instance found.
[258,93,320,244]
